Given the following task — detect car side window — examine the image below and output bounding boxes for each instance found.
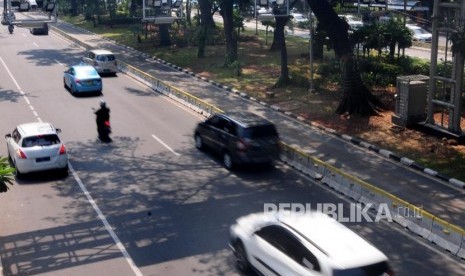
[255,225,320,272]
[225,122,237,135]
[206,115,220,127]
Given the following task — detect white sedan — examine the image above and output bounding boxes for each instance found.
[5,122,68,177]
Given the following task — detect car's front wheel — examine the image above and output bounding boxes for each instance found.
[194,134,204,150]
[234,241,250,273]
[70,84,76,95]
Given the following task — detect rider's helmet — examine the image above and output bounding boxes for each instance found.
[100,99,106,108]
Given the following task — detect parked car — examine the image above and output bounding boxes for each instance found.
[28,0,38,9]
[229,211,395,276]
[194,112,280,170]
[406,24,432,42]
[291,13,308,24]
[339,14,364,31]
[18,0,30,11]
[5,122,68,177]
[63,65,102,95]
[82,49,118,75]
[30,22,48,35]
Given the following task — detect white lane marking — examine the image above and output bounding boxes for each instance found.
[54,59,63,66]
[0,57,40,122]
[68,164,143,276]
[0,57,23,90]
[152,134,181,156]
[33,42,39,48]
[1,56,142,276]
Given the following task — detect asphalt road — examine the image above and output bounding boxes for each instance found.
[0,15,465,276]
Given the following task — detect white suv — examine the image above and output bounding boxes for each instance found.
[5,122,68,177]
[82,49,118,75]
[229,211,394,275]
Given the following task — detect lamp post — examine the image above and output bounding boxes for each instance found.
[308,7,314,94]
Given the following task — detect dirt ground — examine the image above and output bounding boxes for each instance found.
[268,84,465,180]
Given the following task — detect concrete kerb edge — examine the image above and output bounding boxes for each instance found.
[51,24,465,256]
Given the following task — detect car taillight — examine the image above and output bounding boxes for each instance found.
[75,79,81,83]
[17,149,27,159]
[104,120,110,127]
[59,144,66,155]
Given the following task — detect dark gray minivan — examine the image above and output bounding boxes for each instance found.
[194,112,280,170]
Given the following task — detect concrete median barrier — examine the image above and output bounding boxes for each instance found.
[280,143,324,180]
[428,217,465,255]
[402,206,433,239]
[457,237,465,260]
[321,167,362,201]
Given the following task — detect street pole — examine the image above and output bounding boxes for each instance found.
[308,7,314,94]
[255,1,258,35]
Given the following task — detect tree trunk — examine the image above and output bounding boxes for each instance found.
[270,16,286,51]
[70,0,79,16]
[197,0,216,58]
[220,0,238,66]
[130,0,137,18]
[159,24,171,47]
[307,0,384,116]
[272,16,291,86]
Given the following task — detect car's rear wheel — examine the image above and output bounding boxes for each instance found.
[194,134,203,150]
[223,151,234,170]
[234,242,250,273]
[60,165,69,178]
[14,163,22,179]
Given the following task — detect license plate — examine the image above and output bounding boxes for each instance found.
[36,157,51,162]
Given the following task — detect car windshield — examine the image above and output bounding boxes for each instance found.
[241,125,278,139]
[75,67,99,78]
[22,134,60,148]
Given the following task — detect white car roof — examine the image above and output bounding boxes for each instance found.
[279,212,388,268]
[236,211,388,269]
[17,122,57,137]
[90,49,114,55]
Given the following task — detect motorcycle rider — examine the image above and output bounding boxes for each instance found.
[95,100,111,142]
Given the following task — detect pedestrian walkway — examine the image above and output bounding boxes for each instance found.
[51,21,465,231]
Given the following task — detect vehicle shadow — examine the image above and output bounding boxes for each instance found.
[14,169,69,184]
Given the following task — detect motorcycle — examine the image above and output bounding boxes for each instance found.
[97,119,112,143]
[93,104,112,143]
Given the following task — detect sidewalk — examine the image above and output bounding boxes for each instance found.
[52,21,465,229]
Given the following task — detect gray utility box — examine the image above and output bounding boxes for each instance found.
[392,75,429,127]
